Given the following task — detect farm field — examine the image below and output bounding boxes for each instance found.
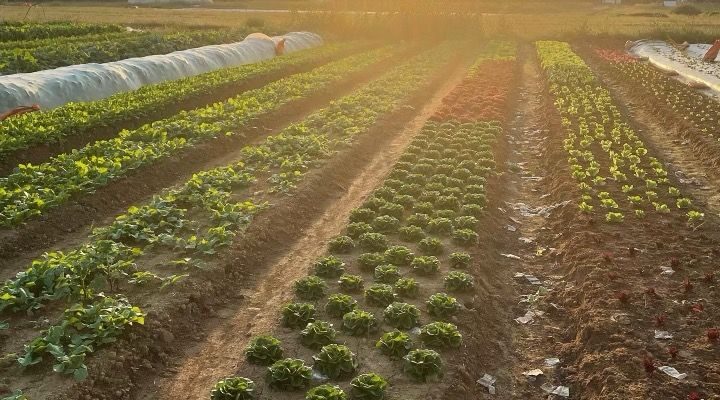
[1,4,720,400]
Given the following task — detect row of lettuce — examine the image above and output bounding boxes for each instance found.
[0,29,247,75]
[0,43,392,226]
[0,21,124,42]
[207,43,517,400]
[0,43,458,396]
[0,42,362,156]
[536,41,702,225]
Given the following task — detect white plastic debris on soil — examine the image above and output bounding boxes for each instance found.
[627,40,720,96]
[0,31,323,111]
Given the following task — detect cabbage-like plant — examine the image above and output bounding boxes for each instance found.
[301,321,337,349]
[376,330,413,359]
[461,204,483,217]
[454,215,478,230]
[371,215,400,234]
[411,256,440,275]
[328,236,355,254]
[412,202,434,215]
[364,196,388,211]
[282,303,316,328]
[365,284,396,307]
[384,245,414,266]
[338,274,364,293]
[350,373,387,400]
[342,310,378,336]
[436,196,460,211]
[314,256,346,278]
[378,202,404,219]
[349,208,376,224]
[403,349,443,382]
[464,193,487,207]
[407,213,431,228]
[394,277,419,298]
[294,276,328,301]
[393,194,416,209]
[267,358,312,391]
[245,335,283,365]
[383,302,420,329]
[426,293,460,319]
[426,218,453,235]
[210,377,255,400]
[374,264,401,284]
[449,252,471,269]
[355,252,385,271]
[325,293,357,317]
[373,186,397,201]
[312,344,358,379]
[444,271,474,292]
[305,384,347,400]
[346,222,373,239]
[358,232,389,252]
[419,237,444,255]
[452,228,478,246]
[399,226,425,242]
[419,322,462,348]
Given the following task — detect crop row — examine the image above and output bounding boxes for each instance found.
[0,42,359,156]
[0,45,397,226]
[207,43,517,400]
[0,30,141,52]
[0,43,456,383]
[208,124,503,398]
[0,21,123,42]
[536,41,703,225]
[431,41,516,122]
[594,49,720,143]
[0,29,245,75]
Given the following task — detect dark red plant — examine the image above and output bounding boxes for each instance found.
[646,287,659,298]
[688,391,702,400]
[708,328,720,342]
[643,355,655,374]
[668,346,678,359]
[691,303,704,313]
[655,314,666,327]
[602,251,613,263]
[705,272,715,283]
[683,278,693,293]
[616,291,630,304]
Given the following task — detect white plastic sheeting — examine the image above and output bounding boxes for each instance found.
[0,31,323,111]
[627,40,720,96]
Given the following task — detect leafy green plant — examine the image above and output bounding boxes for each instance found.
[294,276,328,301]
[305,384,347,400]
[426,218,453,235]
[267,358,312,391]
[461,204,484,217]
[358,233,390,252]
[314,256,346,278]
[301,321,337,349]
[411,256,440,275]
[371,215,400,234]
[383,302,421,329]
[325,294,358,318]
[378,202,405,219]
[383,245,414,266]
[452,228,479,246]
[419,237,444,255]
[357,253,386,272]
[376,330,413,359]
[426,293,460,319]
[346,222,374,239]
[434,209,456,219]
[454,215,478,230]
[676,198,692,209]
[342,310,378,336]
[350,373,387,400]
[282,303,316,328]
[349,208,377,224]
[449,252,471,269]
[394,277,419,298]
[338,274,364,293]
[245,335,284,365]
[210,376,256,400]
[328,236,355,254]
[365,284,396,307]
[403,349,443,382]
[399,226,425,242]
[312,344,358,379]
[374,265,402,284]
[444,271,474,292]
[419,322,462,348]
